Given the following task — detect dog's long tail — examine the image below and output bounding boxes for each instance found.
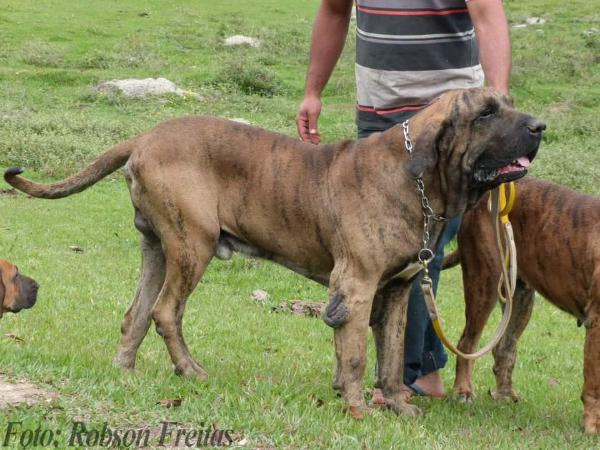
[442,249,461,270]
[4,138,136,199]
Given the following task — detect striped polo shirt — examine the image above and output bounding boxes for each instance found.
[355,0,484,130]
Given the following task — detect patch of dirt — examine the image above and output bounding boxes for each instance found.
[272,300,324,318]
[548,102,572,114]
[0,188,17,197]
[0,375,58,409]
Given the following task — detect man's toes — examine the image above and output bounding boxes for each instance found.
[370,388,386,406]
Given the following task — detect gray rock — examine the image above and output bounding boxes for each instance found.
[96,77,201,99]
[224,35,261,48]
[251,289,270,302]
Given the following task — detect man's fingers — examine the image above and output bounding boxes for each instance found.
[296,97,322,144]
[296,114,311,142]
[308,112,321,144]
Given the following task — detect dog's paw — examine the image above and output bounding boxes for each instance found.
[174,361,209,380]
[113,353,136,371]
[489,388,521,402]
[583,399,600,434]
[584,415,600,434]
[344,404,367,420]
[384,398,423,417]
[455,391,475,403]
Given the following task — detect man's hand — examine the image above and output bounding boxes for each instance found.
[296,95,322,144]
[296,0,353,144]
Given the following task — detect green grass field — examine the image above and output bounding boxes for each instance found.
[1,0,599,448]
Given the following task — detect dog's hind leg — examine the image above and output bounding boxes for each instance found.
[114,227,166,370]
[490,279,534,401]
[151,222,218,379]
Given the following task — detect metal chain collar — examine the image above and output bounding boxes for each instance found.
[402,120,447,269]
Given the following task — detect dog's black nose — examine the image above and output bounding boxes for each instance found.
[526,118,546,135]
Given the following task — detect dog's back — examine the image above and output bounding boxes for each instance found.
[459,176,600,318]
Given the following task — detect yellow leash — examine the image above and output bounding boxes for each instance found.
[493,181,518,303]
[422,182,517,360]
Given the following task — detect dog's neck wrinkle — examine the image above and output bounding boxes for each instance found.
[417,165,447,217]
[373,127,449,219]
[379,125,412,157]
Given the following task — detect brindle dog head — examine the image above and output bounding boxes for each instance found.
[0,259,39,318]
[405,87,544,216]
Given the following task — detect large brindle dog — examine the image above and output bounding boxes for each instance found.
[4,88,543,418]
[0,259,38,318]
[445,177,600,433]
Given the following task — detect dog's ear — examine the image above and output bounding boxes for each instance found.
[0,264,16,318]
[404,121,449,179]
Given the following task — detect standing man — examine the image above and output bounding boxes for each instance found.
[296,0,511,399]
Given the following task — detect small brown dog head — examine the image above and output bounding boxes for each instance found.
[0,259,39,318]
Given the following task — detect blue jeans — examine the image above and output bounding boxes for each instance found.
[358,126,457,385]
[403,217,459,383]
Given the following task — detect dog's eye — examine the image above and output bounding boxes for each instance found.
[478,106,495,119]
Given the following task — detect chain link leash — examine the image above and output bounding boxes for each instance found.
[402,120,446,271]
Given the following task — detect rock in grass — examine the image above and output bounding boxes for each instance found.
[513,17,546,28]
[251,289,270,302]
[526,17,546,25]
[224,35,261,48]
[95,77,201,99]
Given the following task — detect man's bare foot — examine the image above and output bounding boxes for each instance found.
[370,388,386,406]
[370,386,413,406]
[411,371,445,398]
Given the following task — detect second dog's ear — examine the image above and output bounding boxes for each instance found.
[0,274,5,319]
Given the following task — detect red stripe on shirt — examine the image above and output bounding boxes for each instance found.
[357,6,468,16]
[357,104,428,115]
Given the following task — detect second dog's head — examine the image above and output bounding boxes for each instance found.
[0,259,39,318]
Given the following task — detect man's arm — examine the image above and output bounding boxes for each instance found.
[296,0,353,144]
[467,0,511,95]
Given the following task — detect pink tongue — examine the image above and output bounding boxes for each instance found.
[516,156,530,168]
[498,156,531,175]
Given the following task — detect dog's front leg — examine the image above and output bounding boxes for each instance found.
[325,270,378,419]
[371,280,422,416]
